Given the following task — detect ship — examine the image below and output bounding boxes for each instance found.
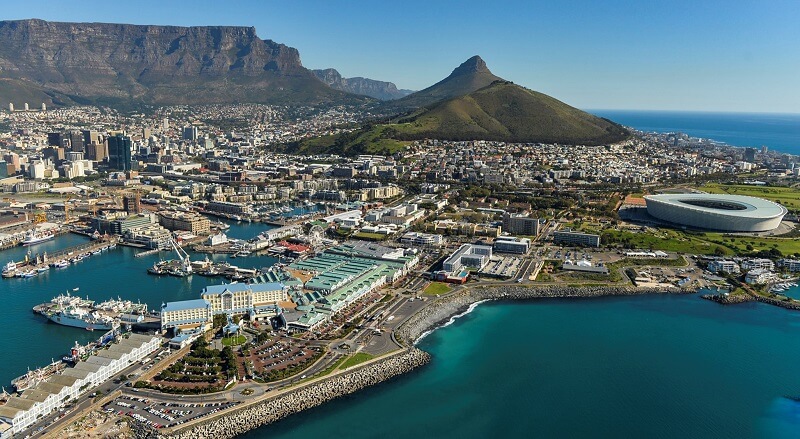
[21,229,55,246]
[46,307,117,331]
[2,261,17,278]
[10,359,67,392]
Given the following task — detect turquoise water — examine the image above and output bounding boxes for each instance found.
[590,110,800,155]
[0,221,276,388]
[244,294,800,439]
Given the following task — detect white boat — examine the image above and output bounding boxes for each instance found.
[53,261,69,269]
[46,307,116,331]
[2,261,17,278]
[21,229,55,246]
[36,266,49,273]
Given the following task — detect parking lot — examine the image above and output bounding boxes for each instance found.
[103,395,240,429]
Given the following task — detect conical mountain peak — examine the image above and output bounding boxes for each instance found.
[450,55,491,77]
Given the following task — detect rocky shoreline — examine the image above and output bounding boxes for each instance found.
[700,293,754,305]
[396,284,695,345]
[146,348,430,439]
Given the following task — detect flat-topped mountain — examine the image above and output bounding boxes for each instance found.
[312,68,413,100]
[0,19,366,107]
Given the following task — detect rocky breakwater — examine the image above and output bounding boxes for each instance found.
[148,348,430,439]
[397,284,695,345]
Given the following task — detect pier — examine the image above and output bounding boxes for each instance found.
[3,236,120,278]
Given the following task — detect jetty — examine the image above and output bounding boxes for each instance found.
[2,236,119,279]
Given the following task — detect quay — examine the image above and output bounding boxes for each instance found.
[2,236,119,278]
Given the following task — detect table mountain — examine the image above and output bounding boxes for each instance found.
[0,19,367,107]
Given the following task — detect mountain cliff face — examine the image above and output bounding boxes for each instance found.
[0,19,365,106]
[312,68,412,100]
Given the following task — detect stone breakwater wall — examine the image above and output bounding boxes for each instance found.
[397,285,695,345]
[701,293,754,305]
[146,348,430,439]
[754,295,800,310]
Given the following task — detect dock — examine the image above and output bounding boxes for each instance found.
[3,236,120,279]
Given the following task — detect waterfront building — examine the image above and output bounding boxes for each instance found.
[158,211,211,234]
[207,200,252,215]
[200,282,286,320]
[708,260,741,274]
[443,244,493,273]
[493,236,531,254]
[552,229,601,248]
[741,258,775,271]
[745,268,775,285]
[778,259,800,272]
[0,334,159,435]
[123,223,172,249]
[160,299,213,332]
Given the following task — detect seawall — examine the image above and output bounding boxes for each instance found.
[396,284,695,345]
[145,348,430,439]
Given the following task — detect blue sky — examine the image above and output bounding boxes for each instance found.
[3,0,800,113]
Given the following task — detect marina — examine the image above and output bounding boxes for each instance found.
[1,234,119,280]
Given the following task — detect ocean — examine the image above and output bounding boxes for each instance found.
[589,110,800,156]
[244,294,800,439]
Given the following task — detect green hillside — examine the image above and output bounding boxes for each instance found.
[392,81,629,144]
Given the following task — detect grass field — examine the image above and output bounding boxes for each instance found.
[601,229,731,255]
[701,183,800,212]
[352,232,389,241]
[340,352,374,370]
[423,282,452,296]
[221,335,246,346]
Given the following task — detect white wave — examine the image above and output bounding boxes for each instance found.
[414,299,490,345]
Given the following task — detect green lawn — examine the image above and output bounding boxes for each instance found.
[701,183,800,212]
[423,282,452,296]
[221,335,246,346]
[340,352,375,370]
[352,232,389,241]
[704,233,800,257]
[601,229,730,255]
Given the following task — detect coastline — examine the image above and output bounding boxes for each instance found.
[396,284,696,346]
[139,284,694,439]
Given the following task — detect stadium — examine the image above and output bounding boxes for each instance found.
[643,194,787,232]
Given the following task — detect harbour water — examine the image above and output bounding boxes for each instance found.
[590,110,800,155]
[0,221,277,388]
[244,293,800,439]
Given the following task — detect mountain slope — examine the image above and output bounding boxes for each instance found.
[312,68,412,100]
[0,19,367,107]
[394,80,629,144]
[385,55,501,111]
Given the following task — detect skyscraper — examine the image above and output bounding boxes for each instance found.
[182,126,198,141]
[68,130,85,153]
[744,147,756,162]
[107,135,133,171]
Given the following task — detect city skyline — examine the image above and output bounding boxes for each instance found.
[2,0,799,114]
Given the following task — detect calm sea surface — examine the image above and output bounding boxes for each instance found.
[590,110,800,155]
[244,294,800,439]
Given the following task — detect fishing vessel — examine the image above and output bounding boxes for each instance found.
[21,229,55,246]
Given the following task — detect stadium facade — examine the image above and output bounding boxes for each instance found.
[644,194,787,232]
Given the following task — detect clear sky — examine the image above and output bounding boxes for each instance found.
[3,0,800,113]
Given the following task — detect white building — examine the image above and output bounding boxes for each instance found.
[708,260,740,274]
[493,236,530,254]
[443,244,492,273]
[161,299,213,332]
[201,282,286,319]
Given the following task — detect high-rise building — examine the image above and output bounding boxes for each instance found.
[23,103,29,111]
[47,132,64,147]
[68,130,85,152]
[8,103,13,112]
[41,102,46,111]
[744,148,756,162]
[82,130,100,147]
[123,193,141,214]
[162,118,169,130]
[107,135,133,171]
[182,126,198,141]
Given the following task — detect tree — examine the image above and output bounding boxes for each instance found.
[213,313,227,329]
